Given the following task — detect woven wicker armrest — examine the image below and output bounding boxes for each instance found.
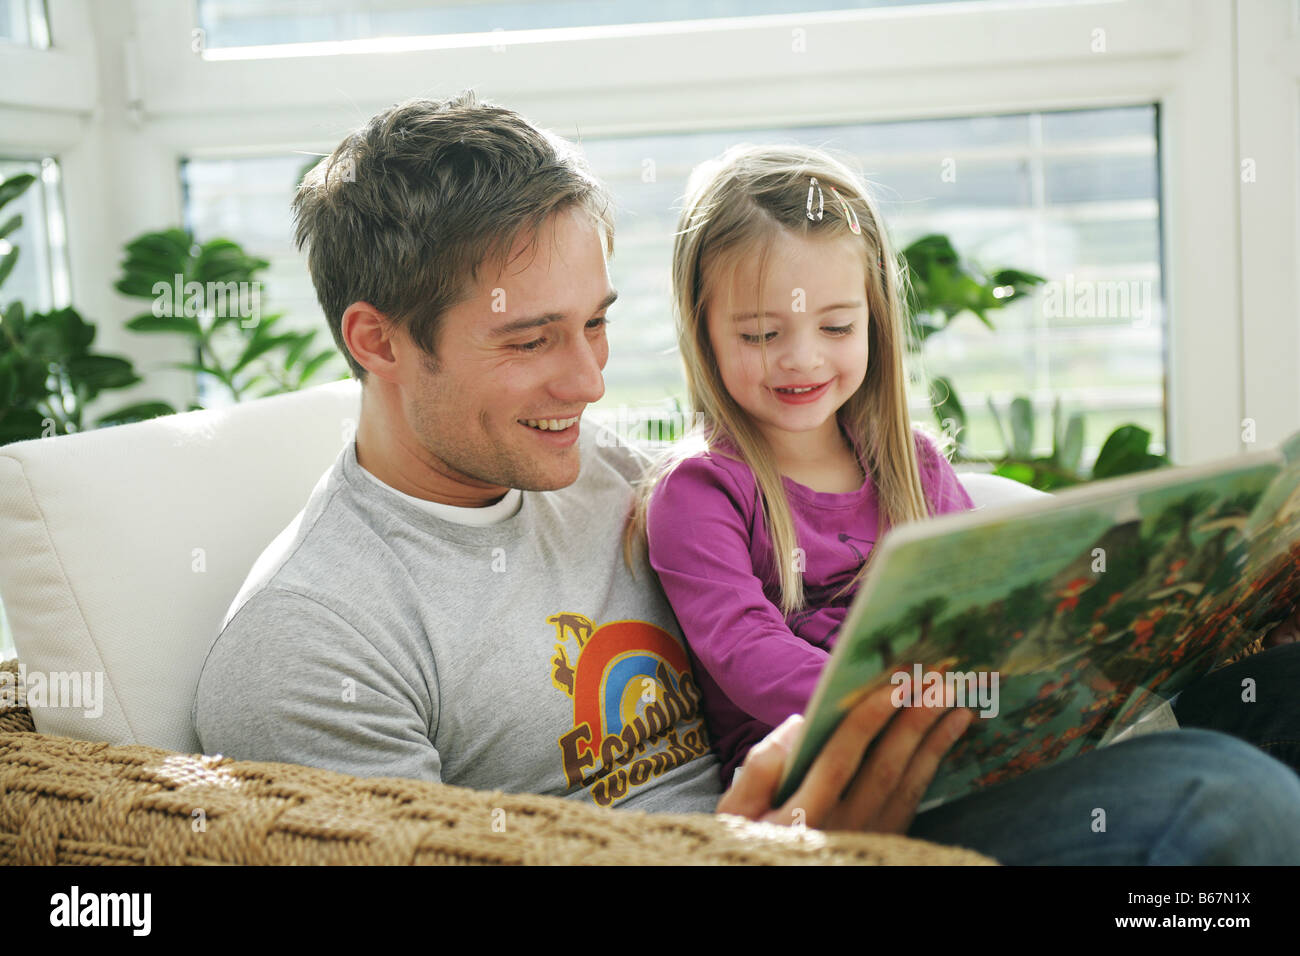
[0,662,995,866]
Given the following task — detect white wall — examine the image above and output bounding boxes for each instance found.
[1,0,1297,462]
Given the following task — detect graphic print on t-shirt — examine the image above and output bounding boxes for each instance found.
[548,612,712,807]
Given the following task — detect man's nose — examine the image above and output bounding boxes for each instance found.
[552,334,606,404]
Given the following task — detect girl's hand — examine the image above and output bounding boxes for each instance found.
[715,681,973,833]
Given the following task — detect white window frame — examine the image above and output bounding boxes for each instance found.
[2,0,1297,463]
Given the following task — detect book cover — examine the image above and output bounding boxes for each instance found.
[775,432,1300,811]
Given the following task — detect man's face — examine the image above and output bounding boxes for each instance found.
[405,206,613,494]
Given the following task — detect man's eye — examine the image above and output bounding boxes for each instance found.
[740,331,777,344]
[824,324,855,335]
[511,317,607,352]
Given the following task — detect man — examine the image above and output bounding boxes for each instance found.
[193,91,1300,862]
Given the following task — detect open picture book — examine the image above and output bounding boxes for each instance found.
[774,429,1300,812]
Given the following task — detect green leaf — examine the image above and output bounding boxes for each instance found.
[160,361,215,375]
[94,401,176,427]
[0,173,37,212]
[281,330,318,370]
[1060,415,1084,474]
[901,233,1044,346]
[2,299,26,328]
[65,354,140,391]
[21,313,65,362]
[1009,396,1034,459]
[295,349,337,385]
[123,229,193,261]
[986,395,1008,453]
[993,462,1037,486]
[0,247,18,288]
[0,357,15,406]
[0,213,22,243]
[125,312,202,336]
[114,275,169,299]
[195,239,269,283]
[1092,425,1160,479]
[115,230,195,298]
[24,308,96,360]
[988,268,1046,305]
[230,333,296,376]
[215,308,282,334]
[0,406,49,445]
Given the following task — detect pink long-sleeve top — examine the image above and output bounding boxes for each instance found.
[645,429,975,786]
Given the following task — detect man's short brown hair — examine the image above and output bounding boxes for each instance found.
[292,90,615,381]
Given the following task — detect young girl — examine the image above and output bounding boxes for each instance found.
[626,143,976,787]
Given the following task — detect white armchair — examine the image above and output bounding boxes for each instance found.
[0,379,364,751]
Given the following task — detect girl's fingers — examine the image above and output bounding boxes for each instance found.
[873,707,972,834]
[775,682,898,828]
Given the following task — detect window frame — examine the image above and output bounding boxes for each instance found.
[5,0,1297,463]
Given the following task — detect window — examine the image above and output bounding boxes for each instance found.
[194,0,1063,50]
[180,155,351,407]
[577,105,1164,466]
[177,105,1163,464]
[0,0,49,48]
[0,157,70,314]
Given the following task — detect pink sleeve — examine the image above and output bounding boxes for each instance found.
[915,430,976,514]
[645,456,829,726]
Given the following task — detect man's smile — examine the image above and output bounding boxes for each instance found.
[518,415,581,431]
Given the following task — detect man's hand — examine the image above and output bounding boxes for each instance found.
[715,680,972,833]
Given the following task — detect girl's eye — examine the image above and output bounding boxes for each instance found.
[825,324,855,335]
[740,331,777,344]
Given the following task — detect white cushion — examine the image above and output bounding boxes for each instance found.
[0,379,361,751]
[956,470,1053,510]
[0,390,1046,754]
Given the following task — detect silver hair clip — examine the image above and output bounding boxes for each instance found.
[806,177,824,221]
[829,186,862,235]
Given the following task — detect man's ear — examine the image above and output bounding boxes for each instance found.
[343,302,403,383]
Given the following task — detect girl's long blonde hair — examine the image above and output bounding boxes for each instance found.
[625,143,945,617]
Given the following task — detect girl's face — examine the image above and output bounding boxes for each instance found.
[705,228,870,448]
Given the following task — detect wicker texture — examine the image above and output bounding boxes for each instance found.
[0,661,995,866]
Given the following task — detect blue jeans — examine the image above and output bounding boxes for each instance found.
[907,644,1300,864]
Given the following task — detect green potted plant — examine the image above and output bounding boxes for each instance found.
[905,234,1169,486]
[114,228,342,403]
[0,172,166,444]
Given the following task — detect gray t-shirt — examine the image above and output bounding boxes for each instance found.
[192,419,723,815]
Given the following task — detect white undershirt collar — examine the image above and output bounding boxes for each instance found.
[355,460,523,526]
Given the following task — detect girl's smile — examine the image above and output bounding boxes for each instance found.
[770,380,834,404]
